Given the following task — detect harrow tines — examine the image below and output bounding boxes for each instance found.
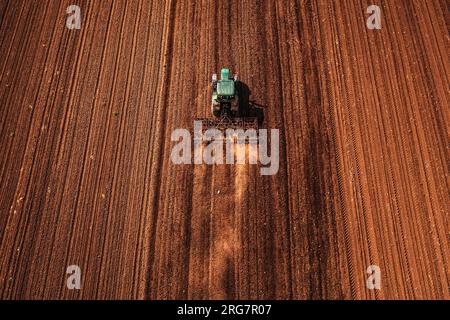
[193,117,260,144]
[194,117,259,131]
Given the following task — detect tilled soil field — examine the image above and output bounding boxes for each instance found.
[0,0,448,299]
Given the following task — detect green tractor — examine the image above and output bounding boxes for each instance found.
[195,68,258,132]
[211,68,239,117]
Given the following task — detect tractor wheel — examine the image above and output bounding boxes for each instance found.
[212,106,221,117]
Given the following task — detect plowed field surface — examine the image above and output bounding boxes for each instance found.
[0,0,448,299]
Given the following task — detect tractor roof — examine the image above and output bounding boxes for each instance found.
[217,80,235,96]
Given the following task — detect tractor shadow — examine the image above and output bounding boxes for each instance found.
[236,81,265,125]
